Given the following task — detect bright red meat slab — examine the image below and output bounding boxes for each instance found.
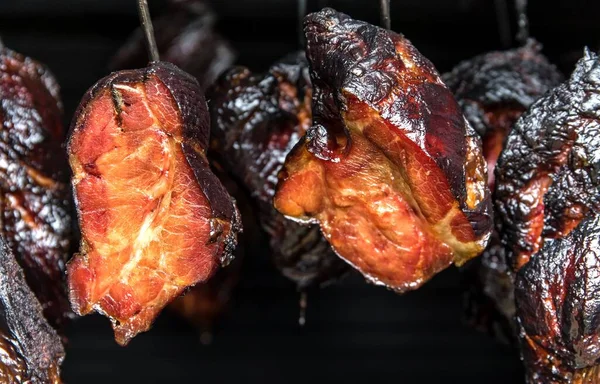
[67,62,240,345]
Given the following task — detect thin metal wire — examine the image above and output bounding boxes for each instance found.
[298,291,307,326]
[137,0,160,62]
[493,0,512,48]
[515,0,529,45]
[379,0,391,30]
[298,0,307,47]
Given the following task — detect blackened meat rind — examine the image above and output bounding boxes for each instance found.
[444,41,563,342]
[0,46,73,329]
[515,214,600,383]
[109,0,235,91]
[209,52,348,288]
[443,40,563,138]
[0,237,64,383]
[495,49,600,271]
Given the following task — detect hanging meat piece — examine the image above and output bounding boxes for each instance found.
[444,40,563,189]
[495,49,600,272]
[443,41,563,341]
[67,61,241,345]
[273,8,492,292]
[495,49,600,382]
[0,237,64,383]
[208,52,348,288]
[515,215,600,383]
[109,0,235,91]
[0,45,73,330]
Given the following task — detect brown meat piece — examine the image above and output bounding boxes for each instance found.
[68,61,241,345]
[273,8,492,292]
[496,49,600,382]
[208,52,348,288]
[516,215,600,383]
[444,41,563,341]
[0,45,73,329]
[0,236,64,383]
[109,0,235,91]
[495,48,600,271]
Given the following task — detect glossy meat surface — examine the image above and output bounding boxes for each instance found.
[169,167,247,334]
[273,8,492,291]
[0,46,73,329]
[444,41,563,341]
[109,0,235,91]
[495,49,600,272]
[0,237,64,383]
[209,52,347,288]
[497,50,600,382]
[444,40,563,188]
[68,61,241,345]
[516,215,600,383]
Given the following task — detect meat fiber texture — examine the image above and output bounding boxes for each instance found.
[68,61,241,345]
[274,8,493,292]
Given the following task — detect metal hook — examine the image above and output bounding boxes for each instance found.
[137,0,160,62]
[379,0,391,30]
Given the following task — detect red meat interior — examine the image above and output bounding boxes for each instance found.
[68,75,218,345]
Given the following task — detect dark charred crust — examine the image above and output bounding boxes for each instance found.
[208,52,348,287]
[495,49,600,270]
[303,8,486,219]
[152,61,239,226]
[272,9,492,291]
[0,46,73,330]
[109,0,235,91]
[515,215,600,383]
[445,42,564,342]
[0,237,64,383]
[444,40,564,138]
[486,49,600,382]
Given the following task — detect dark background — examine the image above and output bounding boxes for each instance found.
[1,0,599,382]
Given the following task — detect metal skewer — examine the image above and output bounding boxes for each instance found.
[379,0,391,30]
[137,0,160,62]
